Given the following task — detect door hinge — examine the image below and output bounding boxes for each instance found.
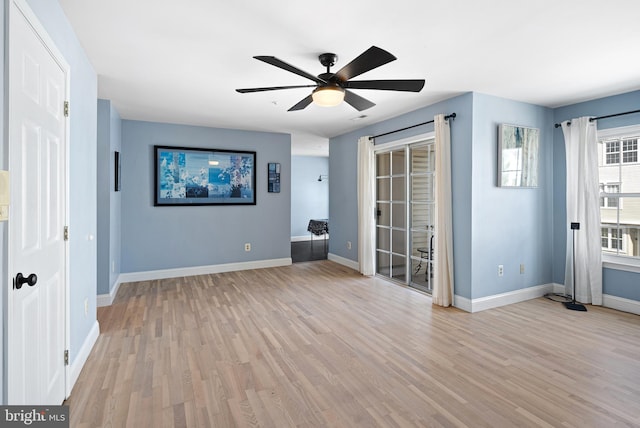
[64,226,69,241]
[64,101,69,117]
[64,350,69,366]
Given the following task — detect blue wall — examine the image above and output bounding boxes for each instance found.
[329,93,474,298]
[291,156,328,238]
[97,99,121,296]
[120,121,291,273]
[330,90,640,305]
[553,90,640,301]
[470,93,554,298]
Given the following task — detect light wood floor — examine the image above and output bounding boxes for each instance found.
[66,261,640,427]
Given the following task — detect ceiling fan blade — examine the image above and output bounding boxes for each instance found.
[254,56,327,84]
[343,79,425,92]
[236,85,317,93]
[288,95,314,111]
[344,90,375,111]
[334,46,396,82]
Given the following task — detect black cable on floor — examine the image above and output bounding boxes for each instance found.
[544,292,573,303]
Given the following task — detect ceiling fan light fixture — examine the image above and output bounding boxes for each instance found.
[312,86,345,107]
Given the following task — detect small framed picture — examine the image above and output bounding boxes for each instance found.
[268,162,280,193]
[114,151,121,192]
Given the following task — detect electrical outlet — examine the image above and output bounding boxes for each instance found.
[84,298,89,316]
[112,261,115,273]
[520,264,525,274]
[347,241,352,250]
[244,243,251,252]
[498,265,504,277]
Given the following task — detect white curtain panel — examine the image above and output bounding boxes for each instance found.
[562,117,602,305]
[433,114,454,307]
[357,136,376,276]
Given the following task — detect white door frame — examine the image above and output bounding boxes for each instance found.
[373,132,435,286]
[6,0,71,402]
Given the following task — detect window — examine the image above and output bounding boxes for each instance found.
[623,138,638,163]
[599,183,619,208]
[601,227,624,252]
[605,141,620,164]
[598,125,640,260]
[604,138,638,165]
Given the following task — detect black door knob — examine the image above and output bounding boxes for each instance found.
[15,273,37,290]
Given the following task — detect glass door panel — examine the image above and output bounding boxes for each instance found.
[392,254,406,281]
[391,203,405,229]
[377,152,390,176]
[376,148,406,281]
[376,225,390,251]
[377,177,391,201]
[377,251,391,277]
[410,143,435,293]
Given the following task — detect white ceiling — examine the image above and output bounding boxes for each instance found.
[59,0,640,156]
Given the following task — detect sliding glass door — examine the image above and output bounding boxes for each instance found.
[375,139,435,293]
[375,149,406,281]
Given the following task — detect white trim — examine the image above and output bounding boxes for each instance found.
[602,294,640,316]
[291,234,329,242]
[373,131,435,152]
[327,253,359,271]
[66,320,99,398]
[602,254,640,273]
[454,283,555,313]
[97,276,123,307]
[453,294,472,312]
[552,282,566,294]
[471,283,556,313]
[456,283,640,315]
[117,258,292,284]
[597,123,640,138]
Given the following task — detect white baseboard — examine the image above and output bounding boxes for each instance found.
[116,258,292,287]
[291,234,329,242]
[97,276,123,307]
[66,320,99,398]
[453,283,640,316]
[327,253,359,271]
[453,295,472,312]
[602,294,640,316]
[454,283,555,313]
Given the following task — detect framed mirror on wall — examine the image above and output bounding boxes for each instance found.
[498,124,539,188]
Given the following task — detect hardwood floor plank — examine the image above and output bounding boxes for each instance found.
[66,261,640,427]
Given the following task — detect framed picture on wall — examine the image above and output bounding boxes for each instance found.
[154,145,256,206]
[268,162,280,193]
[498,124,539,188]
[114,151,121,192]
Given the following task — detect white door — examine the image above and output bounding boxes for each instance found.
[8,0,69,405]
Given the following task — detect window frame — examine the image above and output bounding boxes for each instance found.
[598,124,640,272]
[599,182,620,208]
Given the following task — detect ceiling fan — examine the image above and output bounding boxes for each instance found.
[236,46,425,112]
